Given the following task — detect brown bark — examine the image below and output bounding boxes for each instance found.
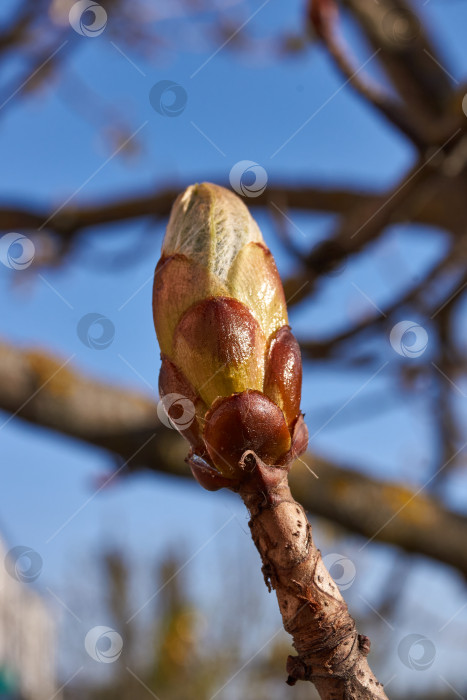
[236,452,388,699]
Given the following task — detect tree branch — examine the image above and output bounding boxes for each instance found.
[281,149,465,306]
[309,0,427,149]
[344,0,455,124]
[1,339,466,577]
[231,454,388,698]
[2,169,466,242]
[299,240,463,359]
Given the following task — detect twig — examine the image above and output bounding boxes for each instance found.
[206,452,389,698]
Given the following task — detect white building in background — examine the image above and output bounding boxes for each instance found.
[0,536,57,700]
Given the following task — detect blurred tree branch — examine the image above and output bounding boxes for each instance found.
[310,0,460,146]
[343,0,455,124]
[1,338,466,578]
[2,165,467,241]
[309,0,426,148]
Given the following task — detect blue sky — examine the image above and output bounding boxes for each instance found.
[1,0,467,695]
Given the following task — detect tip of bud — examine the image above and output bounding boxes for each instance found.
[163,182,264,283]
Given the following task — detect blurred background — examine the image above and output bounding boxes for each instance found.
[0,0,466,698]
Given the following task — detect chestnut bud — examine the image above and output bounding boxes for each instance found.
[153,182,307,484]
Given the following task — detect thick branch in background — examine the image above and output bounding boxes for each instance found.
[2,164,467,287]
[2,170,467,241]
[1,341,467,578]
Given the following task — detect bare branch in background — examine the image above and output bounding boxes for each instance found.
[1,339,466,578]
[309,0,428,148]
